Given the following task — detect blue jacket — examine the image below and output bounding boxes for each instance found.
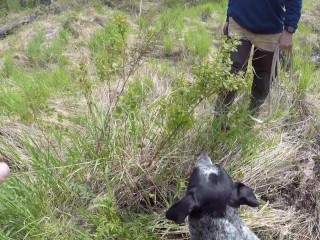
[227,0,302,34]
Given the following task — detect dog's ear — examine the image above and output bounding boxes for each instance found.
[166,192,198,224]
[229,182,259,208]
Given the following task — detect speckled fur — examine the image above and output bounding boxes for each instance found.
[189,206,259,240]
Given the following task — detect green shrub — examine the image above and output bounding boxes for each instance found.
[90,15,129,82]
[154,37,245,154]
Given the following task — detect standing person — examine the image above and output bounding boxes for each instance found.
[216,0,302,119]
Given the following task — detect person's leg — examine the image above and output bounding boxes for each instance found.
[215,39,252,114]
[249,48,275,113]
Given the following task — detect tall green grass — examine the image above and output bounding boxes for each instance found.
[184,25,212,57]
[0,129,159,239]
[0,55,74,120]
[158,0,227,57]
[26,28,69,68]
[6,0,22,12]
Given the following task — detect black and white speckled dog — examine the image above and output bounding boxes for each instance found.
[166,153,260,240]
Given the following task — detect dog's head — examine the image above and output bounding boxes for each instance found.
[166,153,259,224]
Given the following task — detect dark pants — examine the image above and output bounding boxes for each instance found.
[216,39,275,114]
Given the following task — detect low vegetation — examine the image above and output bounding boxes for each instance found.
[0,0,319,239]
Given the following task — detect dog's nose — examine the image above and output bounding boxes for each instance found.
[196,153,213,166]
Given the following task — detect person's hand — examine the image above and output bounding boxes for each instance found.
[223,22,229,36]
[0,162,10,184]
[280,30,293,50]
